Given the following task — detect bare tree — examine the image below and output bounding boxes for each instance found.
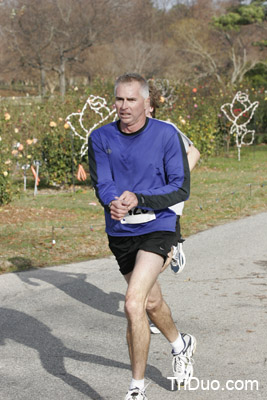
[1,0,117,98]
[49,0,115,98]
[169,17,226,84]
[212,0,267,83]
[167,0,266,85]
[1,0,265,90]
[216,24,267,84]
[2,1,56,96]
[113,37,168,77]
[73,0,165,79]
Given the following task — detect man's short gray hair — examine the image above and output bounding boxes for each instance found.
[114,73,149,99]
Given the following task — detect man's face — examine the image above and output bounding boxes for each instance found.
[115,81,148,129]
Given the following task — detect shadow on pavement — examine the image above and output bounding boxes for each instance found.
[0,307,170,398]
[17,268,125,318]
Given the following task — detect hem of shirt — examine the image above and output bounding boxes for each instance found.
[105,227,176,237]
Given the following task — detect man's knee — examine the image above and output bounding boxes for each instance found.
[146,295,163,315]
[124,292,145,319]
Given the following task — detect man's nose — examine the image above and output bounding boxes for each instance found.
[121,100,128,109]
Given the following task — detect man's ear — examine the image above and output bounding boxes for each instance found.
[144,97,153,117]
[145,102,154,117]
[145,96,150,109]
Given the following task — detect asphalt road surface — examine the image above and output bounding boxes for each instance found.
[0,212,266,400]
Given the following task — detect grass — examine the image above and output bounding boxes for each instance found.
[0,145,266,274]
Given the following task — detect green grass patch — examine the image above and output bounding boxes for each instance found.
[181,145,267,237]
[0,146,266,274]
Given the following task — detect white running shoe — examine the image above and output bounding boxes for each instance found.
[124,387,148,400]
[172,333,196,386]
[149,323,160,334]
[170,242,186,274]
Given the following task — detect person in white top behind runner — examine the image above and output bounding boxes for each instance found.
[146,83,200,334]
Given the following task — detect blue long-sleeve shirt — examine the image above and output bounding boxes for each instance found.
[88,117,190,236]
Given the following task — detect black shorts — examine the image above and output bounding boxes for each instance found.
[174,215,181,244]
[108,230,176,275]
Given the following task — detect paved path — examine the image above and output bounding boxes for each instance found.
[0,213,266,400]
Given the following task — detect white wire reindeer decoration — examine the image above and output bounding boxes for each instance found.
[66,95,117,180]
[221,91,259,161]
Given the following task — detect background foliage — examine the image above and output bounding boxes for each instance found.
[0,78,266,205]
[1,146,266,273]
[0,0,266,94]
[0,0,266,204]
[0,128,12,205]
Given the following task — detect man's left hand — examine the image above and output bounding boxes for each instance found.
[118,191,138,211]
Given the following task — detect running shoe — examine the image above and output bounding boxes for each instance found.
[172,333,196,386]
[149,323,160,334]
[170,242,186,274]
[124,387,148,400]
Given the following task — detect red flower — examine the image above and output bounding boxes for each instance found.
[233,108,242,115]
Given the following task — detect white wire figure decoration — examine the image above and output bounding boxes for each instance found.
[66,95,117,181]
[221,91,259,161]
[66,95,117,158]
[148,78,177,108]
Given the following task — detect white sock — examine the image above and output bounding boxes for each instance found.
[130,378,145,391]
[170,333,185,354]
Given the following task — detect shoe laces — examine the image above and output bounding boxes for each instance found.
[126,382,150,399]
[172,246,178,259]
[173,353,195,373]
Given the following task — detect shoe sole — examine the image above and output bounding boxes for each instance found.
[150,327,160,334]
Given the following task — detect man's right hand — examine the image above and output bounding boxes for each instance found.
[109,199,129,221]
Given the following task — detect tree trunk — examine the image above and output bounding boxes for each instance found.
[59,54,66,100]
[40,67,46,98]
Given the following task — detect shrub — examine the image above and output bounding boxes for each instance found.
[155,84,220,156]
[1,79,265,194]
[0,133,12,205]
[39,123,81,186]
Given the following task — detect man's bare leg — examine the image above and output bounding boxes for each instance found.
[146,280,179,342]
[124,250,164,380]
[124,250,181,380]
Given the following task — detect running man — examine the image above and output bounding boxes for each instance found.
[88,73,196,400]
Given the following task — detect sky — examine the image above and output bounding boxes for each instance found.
[153,0,252,10]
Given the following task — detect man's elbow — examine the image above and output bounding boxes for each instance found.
[183,186,190,202]
[187,145,200,171]
[175,181,190,203]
